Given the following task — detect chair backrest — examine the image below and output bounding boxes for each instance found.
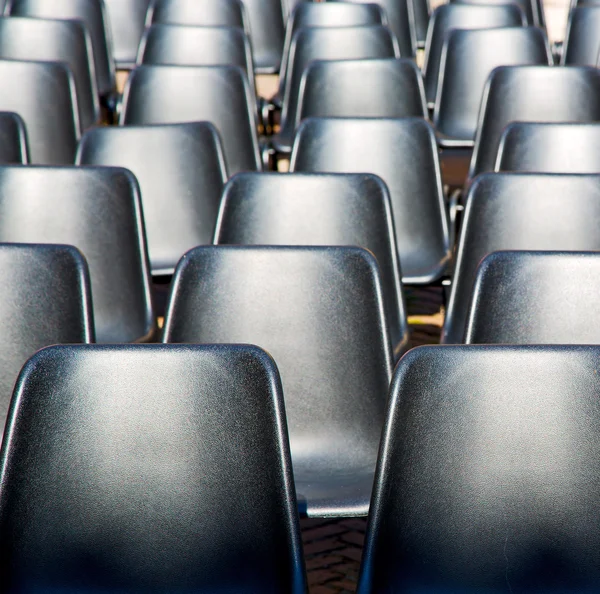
[282,0,309,19]
[423,3,526,105]
[296,58,427,127]
[0,112,27,163]
[77,122,227,276]
[215,171,409,357]
[562,6,600,66]
[469,66,600,180]
[442,173,600,344]
[290,117,450,285]
[8,0,115,95]
[163,246,393,516]
[434,27,550,141]
[0,243,93,437]
[358,344,600,594]
[104,0,152,69]
[465,251,600,344]
[496,122,600,173]
[0,165,155,343]
[0,343,307,593]
[0,16,98,131]
[412,0,430,47]
[120,64,261,176]
[147,0,248,32]
[450,0,545,28]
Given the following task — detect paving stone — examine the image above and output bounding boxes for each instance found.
[304,537,346,556]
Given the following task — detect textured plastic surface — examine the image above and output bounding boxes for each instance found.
[469,66,600,179]
[562,6,600,66]
[147,0,248,31]
[0,343,307,594]
[451,0,545,28]
[163,246,393,517]
[0,112,27,163]
[121,65,261,175]
[290,117,450,284]
[443,173,600,344]
[0,166,155,343]
[215,172,410,357]
[359,344,600,594]
[413,0,430,47]
[104,0,151,69]
[77,123,227,275]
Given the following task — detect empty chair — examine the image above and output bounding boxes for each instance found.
[450,0,545,28]
[413,0,430,48]
[561,6,600,66]
[120,65,261,176]
[0,17,99,131]
[442,173,600,344]
[0,244,93,437]
[465,251,600,344]
[296,58,427,127]
[215,172,410,356]
[423,3,526,106]
[8,0,115,96]
[163,246,393,517]
[0,166,155,343]
[496,122,600,173]
[104,0,152,69]
[435,27,550,146]
[273,25,399,154]
[290,118,450,284]
[0,343,307,593]
[77,123,227,275]
[469,66,600,180]
[358,344,600,594]
[147,0,248,31]
[0,112,27,163]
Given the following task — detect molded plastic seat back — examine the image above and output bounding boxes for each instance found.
[0,166,155,343]
[0,343,307,594]
[450,0,545,28]
[8,0,115,95]
[423,3,526,105]
[120,65,261,175]
[0,244,93,437]
[469,66,600,179]
[148,0,248,31]
[442,173,600,344]
[215,172,409,356]
[562,6,600,66]
[290,117,450,284]
[163,246,393,517]
[0,112,27,163]
[465,251,600,344]
[358,344,600,594]
[104,0,151,69]
[77,123,227,275]
[496,122,600,173]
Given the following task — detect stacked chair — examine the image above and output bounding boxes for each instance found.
[2,1,600,592]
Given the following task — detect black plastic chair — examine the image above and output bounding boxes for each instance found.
[296,58,427,127]
[0,165,155,343]
[496,122,600,173]
[0,112,27,163]
[7,0,115,96]
[469,66,600,180]
[413,0,430,48]
[0,17,98,131]
[358,344,600,594]
[0,244,93,438]
[465,251,600,344]
[77,122,228,276]
[450,0,545,28]
[147,0,248,32]
[163,246,393,517]
[0,343,307,593]
[104,0,152,69]
[273,25,399,154]
[290,117,450,285]
[120,65,261,176]
[561,6,600,66]
[442,173,600,344]
[423,3,526,107]
[215,172,410,357]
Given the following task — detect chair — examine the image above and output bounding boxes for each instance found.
[561,6,600,66]
[104,0,152,69]
[290,117,450,285]
[434,27,550,146]
[120,65,261,176]
[283,0,309,19]
[0,112,27,163]
[413,0,430,48]
[0,16,99,131]
[496,122,600,173]
[423,3,527,107]
[163,246,393,517]
[450,0,545,29]
[77,122,227,276]
[0,165,155,343]
[215,172,410,357]
[272,25,399,155]
[442,173,600,344]
[0,244,93,438]
[465,251,600,344]
[469,66,600,180]
[296,58,427,127]
[0,343,307,593]
[7,0,115,96]
[147,0,248,32]
[358,344,600,594]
